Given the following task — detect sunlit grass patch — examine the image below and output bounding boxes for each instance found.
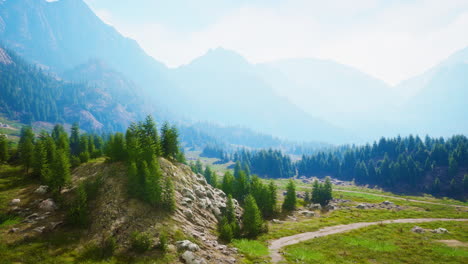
[231,239,269,262]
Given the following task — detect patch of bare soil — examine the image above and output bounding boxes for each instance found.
[437,240,468,248]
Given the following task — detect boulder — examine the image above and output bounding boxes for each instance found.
[194,186,207,198]
[34,185,49,194]
[300,211,315,217]
[9,199,20,206]
[177,240,200,252]
[181,251,207,264]
[49,221,63,230]
[411,226,425,233]
[287,215,297,221]
[432,228,448,234]
[38,199,57,211]
[183,209,193,219]
[309,203,322,210]
[356,204,368,209]
[33,226,46,233]
[271,219,283,224]
[325,204,338,211]
[8,228,19,233]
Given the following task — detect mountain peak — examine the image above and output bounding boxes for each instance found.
[185,47,250,70]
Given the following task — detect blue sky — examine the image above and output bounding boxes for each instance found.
[83,0,468,85]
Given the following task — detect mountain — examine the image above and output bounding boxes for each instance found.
[257,58,399,131]
[0,47,141,131]
[168,48,354,143]
[397,46,468,136]
[0,0,170,103]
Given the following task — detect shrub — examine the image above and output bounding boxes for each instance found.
[102,236,117,258]
[131,231,152,252]
[159,232,168,252]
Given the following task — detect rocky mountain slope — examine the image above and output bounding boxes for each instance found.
[3,158,242,263]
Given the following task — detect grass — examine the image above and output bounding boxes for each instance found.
[283,221,468,264]
[231,239,270,263]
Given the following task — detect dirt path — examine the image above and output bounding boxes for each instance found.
[334,189,468,208]
[269,218,468,263]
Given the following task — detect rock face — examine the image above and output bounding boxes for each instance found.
[181,250,207,264]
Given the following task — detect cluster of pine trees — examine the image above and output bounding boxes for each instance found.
[304,177,333,206]
[232,149,295,179]
[1,115,182,225]
[297,135,468,199]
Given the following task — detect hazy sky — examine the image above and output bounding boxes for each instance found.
[83,0,468,85]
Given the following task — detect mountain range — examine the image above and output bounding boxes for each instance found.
[0,0,466,145]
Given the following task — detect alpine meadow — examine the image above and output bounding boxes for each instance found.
[0,0,467,264]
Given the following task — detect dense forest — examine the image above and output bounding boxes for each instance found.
[298,135,468,199]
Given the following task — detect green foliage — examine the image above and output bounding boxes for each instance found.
[70,123,80,156]
[311,177,333,206]
[101,236,117,258]
[0,134,10,163]
[222,171,235,196]
[18,126,35,173]
[218,217,234,242]
[67,183,88,227]
[162,177,176,212]
[242,194,264,238]
[234,171,250,202]
[161,122,180,160]
[131,231,152,252]
[159,232,168,252]
[282,179,297,212]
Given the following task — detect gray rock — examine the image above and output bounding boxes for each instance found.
[34,185,49,194]
[356,204,368,209]
[33,226,46,233]
[183,209,193,219]
[300,211,315,217]
[177,240,200,252]
[38,199,57,211]
[212,207,221,217]
[287,215,297,221]
[9,199,20,206]
[382,201,393,205]
[8,228,19,233]
[49,221,63,230]
[181,251,207,264]
[309,203,322,210]
[432,228,448,234]
[272,219,283,224]
[411,226,425,233]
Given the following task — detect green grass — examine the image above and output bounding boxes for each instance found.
[231,239,270,263]
[283,221,468,264]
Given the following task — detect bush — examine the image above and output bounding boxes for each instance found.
[159,232,168,252]
[67,184,88,227]
[71,155,81,168]
[79,152,90,163]
[219,220,233,242]
[102,236,117,258]
[131,231,152,252]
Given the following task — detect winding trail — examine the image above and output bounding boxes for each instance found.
[334,189,468,208]
[269,218,468,263]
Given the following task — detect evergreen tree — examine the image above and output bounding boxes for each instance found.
[218,217,233,242]
[266,181,278,218]
[0,134,9,163]
[234,161,242,179]
[32,140,47,178]
[210,171,219,188]
[234,171,249,202]
[140,115,161,162]
[19,126,35,173]
[203,166,213,185]
[69,122,80,156]
[144,158,162,206]
[127,161,140,196]
[282,179,297,212]
[242,194,263,238]
[161,122,180,160]
[51,149,71,194]
[323,176,333,205]
[222,171,235,196]
[67,183,88,227]
[162,177,176,212]
[195,159,203,174]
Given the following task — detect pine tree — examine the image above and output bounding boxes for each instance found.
[242,194,263,238]
[127,161,139,196]
[140,115,161,162]
[162,177,176,212]
[222,171,235,196]
[234,161,242,179]
[161,123,180,160]
[19,126,35,173]
[144,158,162,206]
[282,179,297,212]
[234,171,249,202]
[218,217,233,242]
[67,183,88,227]
[195,159,203,174]
[0,134,9,163]
[323,176,333,205]
[210,171,218,188]
[32,140,47,178]
[311,179,320,204]
[266,181,277,218]
[70,122,80,156]
[203,166,212,185]
[51,149,71,194]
